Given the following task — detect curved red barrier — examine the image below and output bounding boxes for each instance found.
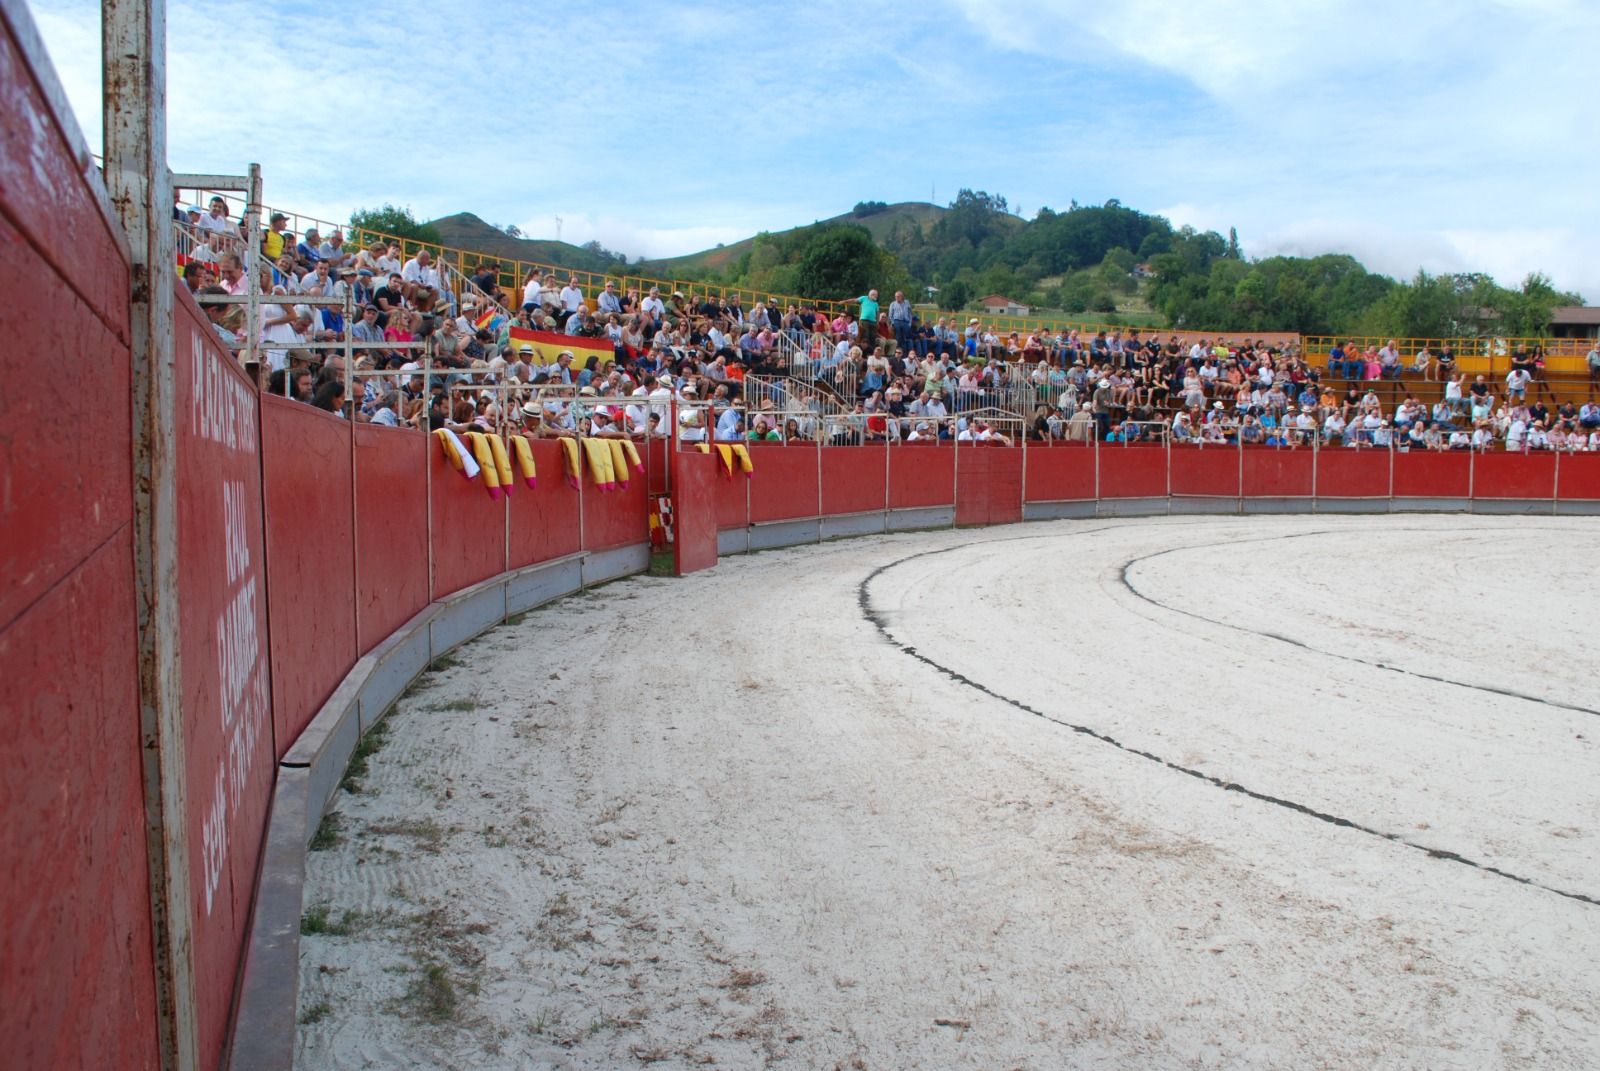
[672,451,720,574]
[507,439,582,568]
[750,445,822,522]
[821,446,888,515]
[1097,445,1168,499]
[1170,446,1241,498]
[0,68,159,1062]
[1471,452,1556,500]
[582,461,649,552]
[1392,450,1471,499]
[261,397,356,751]
[1555,452,1600,500]
[1,153,157,1070]
[355,425,429,652]
[1242,447,1314,498]
[711,461,750,530]
[644,438,672,497]
[177,297,277,1066]
[1313,449,1390,498]
[429,442,507,597]
[1022,445,1095,503]
[956,447,1023,525]
[889,444,956,509]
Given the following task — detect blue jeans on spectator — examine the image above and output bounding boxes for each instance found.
[893,321,912,353]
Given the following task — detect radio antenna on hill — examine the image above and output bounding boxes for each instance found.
[554,215,563,242]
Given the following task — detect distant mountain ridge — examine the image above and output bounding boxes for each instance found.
[425,202,1019,275]
[423,212,617,272]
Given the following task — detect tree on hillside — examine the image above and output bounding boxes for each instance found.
[581,239,629,265]
[348,204,441,245]
[1356,270,1459,338]
[795,224,907,300]
[938,278,972,311]
[1496,272,1580,337]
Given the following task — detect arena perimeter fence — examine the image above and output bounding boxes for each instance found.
[8,7,1600,1066]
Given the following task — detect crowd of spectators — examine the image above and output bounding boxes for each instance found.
[176,200,1600,453]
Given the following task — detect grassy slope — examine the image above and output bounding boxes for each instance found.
[639,202,956,275]
[429,205,1157,323]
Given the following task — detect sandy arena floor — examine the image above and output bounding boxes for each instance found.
[295,514,1600,1070]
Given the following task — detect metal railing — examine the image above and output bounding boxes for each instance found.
[1304,335,1598,377]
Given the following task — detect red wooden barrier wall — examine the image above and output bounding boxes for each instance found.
[582,460,650,552]
[175,290,276,1066]
[710,460,750,531]
[261,397,358,752]
[672,451,721,574]
[644,437,672,496]
[1097,445,1168,498]
[1555,452,1600,500]
[1471,452,1557,500]
[429,444,509,597]
[1169,447,1241,498]
[750,445,822,522]
[1021,445,1095,503]
[1393,450,1471,499]
[1242,448,1314,498]
[508,439,583,568]
[821,446,888,515]
[0,13,160,1066]
[956,447,1024,525]
[355,425,430,652]
[1313,449,1391,498]
[889,444,957,509]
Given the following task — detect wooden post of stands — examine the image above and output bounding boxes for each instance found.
[104,0,199,1069]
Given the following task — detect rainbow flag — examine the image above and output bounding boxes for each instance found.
[506,326,613,367]
[474,306,505,332]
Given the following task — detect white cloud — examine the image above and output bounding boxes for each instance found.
[949,0,1600,301]
[519,211,750,261]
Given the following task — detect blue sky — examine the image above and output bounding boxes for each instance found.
[29,0,1599,299]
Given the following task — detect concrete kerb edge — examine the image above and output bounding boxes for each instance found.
[886,506,956,531]
[1021,500,1097,521]
[747,517,822,551]
[717,527,751,556]
[225,767,310,1071]
[228,546,648,1071]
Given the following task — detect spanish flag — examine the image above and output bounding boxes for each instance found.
[507,326,612,367]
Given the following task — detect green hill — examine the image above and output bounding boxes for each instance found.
[424,212,617,272]
[640,201,983,275]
